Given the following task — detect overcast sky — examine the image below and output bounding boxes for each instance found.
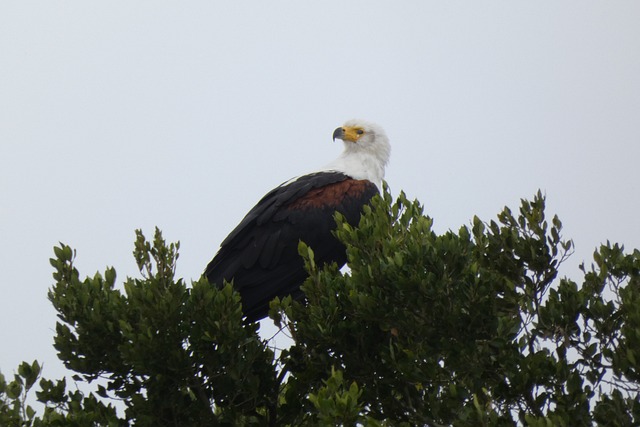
[1,1,639,388]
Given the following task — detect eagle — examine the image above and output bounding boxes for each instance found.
[205,119,391,322]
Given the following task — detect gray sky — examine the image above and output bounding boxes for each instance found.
[1,2,639,388]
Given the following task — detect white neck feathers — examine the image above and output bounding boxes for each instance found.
[321,120,390,190]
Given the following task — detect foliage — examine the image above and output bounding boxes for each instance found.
[2,188,639,426]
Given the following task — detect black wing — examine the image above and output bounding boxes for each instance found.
[205,171,378,321]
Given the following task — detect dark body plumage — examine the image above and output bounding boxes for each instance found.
[205,171,378,322]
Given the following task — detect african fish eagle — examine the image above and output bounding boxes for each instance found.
[204,119,391,322]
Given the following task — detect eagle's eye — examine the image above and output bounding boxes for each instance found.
[356,129,364,135]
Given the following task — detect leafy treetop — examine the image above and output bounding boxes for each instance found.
[1,187,639,426]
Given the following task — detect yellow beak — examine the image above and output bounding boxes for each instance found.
[332,126,362,142]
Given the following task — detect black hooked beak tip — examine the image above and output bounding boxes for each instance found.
[332,127,345,141]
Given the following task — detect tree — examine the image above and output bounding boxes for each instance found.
[2,187,639,426]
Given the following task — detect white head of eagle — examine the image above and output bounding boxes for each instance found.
[205,119,391,322]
